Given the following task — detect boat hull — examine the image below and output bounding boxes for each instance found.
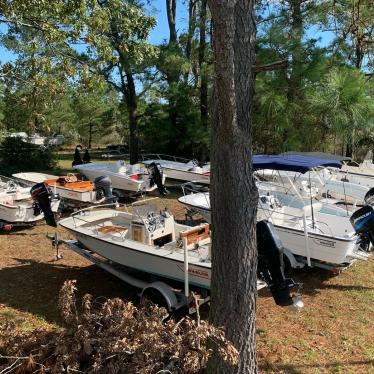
[163,168,210,184]
[62,227,211,288]
[48,185,96,202]
[178,197,361,265]
[13,172,58,184]
[74,165,159,193]
[0,199,60,223]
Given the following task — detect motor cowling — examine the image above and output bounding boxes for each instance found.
[350,205,374,248]
[94,176,117,204]
[364,187,374,206]
[147,162,168,196]
[30,182,57,227]
[257,220,300,307]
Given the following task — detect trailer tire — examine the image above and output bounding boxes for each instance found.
[141,288,170,311]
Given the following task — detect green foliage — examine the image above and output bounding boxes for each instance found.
[0,137,57,176]
[0,0,373,159]
[72,87,121,147]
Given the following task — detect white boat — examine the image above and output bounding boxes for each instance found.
[257,167,371,207]
[28,133,47,145]
[58,204,302,307]
[13,172,59,184]
[337,164,374,188]
[0,175,32,200]
[143,154,210,184]
[281,151,374,188]
[340,151,374,178]
[74,161,165,193]
[60,205,212,288]
[178,155,374,268]
[0,176,60,225]
[13,172,97,203]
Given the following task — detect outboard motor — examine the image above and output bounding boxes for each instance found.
[148,162,168,196]
[257,220,302,308]
[30,183,57,227]
[364,187,374,206]
[350,205,374,250]
[94,176,117,204]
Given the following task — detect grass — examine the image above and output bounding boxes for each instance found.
[0,197,374,373]
[256,258,374,373]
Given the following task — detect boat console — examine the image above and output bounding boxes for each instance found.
[131,210,176,246]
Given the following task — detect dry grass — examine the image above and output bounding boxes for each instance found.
[0,197,373,373]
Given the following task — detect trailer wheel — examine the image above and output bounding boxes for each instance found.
[141,288,170,312]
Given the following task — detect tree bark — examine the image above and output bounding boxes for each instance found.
[166,0,177,44]
[88,122,92,149]
[287,0,303,102]
[199,0,208,129]
[125,72,138,164]
[184,0,197,83]
[284,0,303,147]
[207,1,258,373]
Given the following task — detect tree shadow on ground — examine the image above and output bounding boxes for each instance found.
[259,359,374,373]
[291,267,374,296]
[257,265,374,302]
[0,257,138,325]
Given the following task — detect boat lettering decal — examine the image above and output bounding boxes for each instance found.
[176,264,210,279]
[312,238,335,248]
[353,211,371,224]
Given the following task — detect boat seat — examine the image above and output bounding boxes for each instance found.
[97,225,129,235]
[180,223,210,249]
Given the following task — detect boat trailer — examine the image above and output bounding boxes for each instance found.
[47,233,213,315]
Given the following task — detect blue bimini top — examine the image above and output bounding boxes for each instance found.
[252,154,342,174]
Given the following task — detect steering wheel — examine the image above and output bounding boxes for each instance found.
[6,180,18,192]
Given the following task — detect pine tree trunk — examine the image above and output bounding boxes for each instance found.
[166,0,177,44]
[206,1,258,373]
[285,0,303,146]
[184,0,197,83]
[199,0,208,129]
[88,123,92,149]
[125,72,138,164]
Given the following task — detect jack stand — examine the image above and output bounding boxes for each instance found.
[47,232,63,260]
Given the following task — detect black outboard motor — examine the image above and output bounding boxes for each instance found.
[350,204,374,250]
[364,187,374,206]
[257,220,300,307]
[30,182,57,227]
[94,176,117,204]
[148,162,168,196]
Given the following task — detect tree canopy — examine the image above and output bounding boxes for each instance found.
[0,0,373,158]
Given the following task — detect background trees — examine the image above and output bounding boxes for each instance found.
[0,0,373,159]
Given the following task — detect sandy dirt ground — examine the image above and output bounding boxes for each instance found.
[0,195,373,373]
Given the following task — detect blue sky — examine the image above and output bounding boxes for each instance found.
[148,0,188,45]
[0,0,189,63]
[0,1,333,63]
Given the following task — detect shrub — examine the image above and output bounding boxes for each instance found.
[0,137,57,176]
